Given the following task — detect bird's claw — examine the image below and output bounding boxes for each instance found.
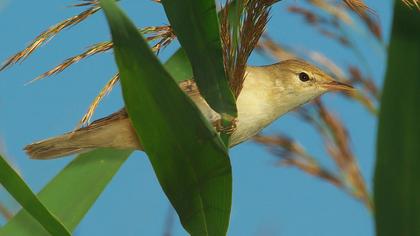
[215,118,238,134]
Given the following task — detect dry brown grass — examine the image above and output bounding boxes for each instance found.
[221,0,277,98]
[0,3,100,71]
[77,73,119,129]
[309,0,353,25]
[289,2,382,42]
[343,0,372,15]
[31,26,174,84]
[30,42,113,84]
[2,21,174,127]
[254,99,373,209]
[254,135,343,188]
[402,0,420,9]
[77,26,174,127]
[254,0,384,208]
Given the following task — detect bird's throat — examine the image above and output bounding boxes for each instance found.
[229,67,295,146]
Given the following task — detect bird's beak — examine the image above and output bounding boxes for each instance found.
[322,80,354,92]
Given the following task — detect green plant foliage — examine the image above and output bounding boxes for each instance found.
[374,3,420,236]
[162,0,239,84]
[0,149,131,236]
[0,154,70,236]
[161,0,238,122]
[99,0,233,234]
[164,48,193,83]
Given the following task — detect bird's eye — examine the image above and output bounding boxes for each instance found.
[299,72,310,82]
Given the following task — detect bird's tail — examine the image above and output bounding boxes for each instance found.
[25,110,140,160]
[24,134,93,160]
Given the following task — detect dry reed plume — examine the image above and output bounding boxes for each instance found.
[0,2,100,71]
[254,99,373,209]
[343,0,372,15]
[77,26,175,128]
[221,0,277,98]
[402,0,420,9]
[254,0,383,209]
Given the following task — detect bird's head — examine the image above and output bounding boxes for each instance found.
[275,59,353,93]
[265,59,353,107]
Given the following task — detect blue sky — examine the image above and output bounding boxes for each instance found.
[0,0,394,235]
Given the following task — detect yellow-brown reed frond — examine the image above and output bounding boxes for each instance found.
[145,26,176,54]
[256,36,373,208]
[0,5,100,71]
[306,51,346,79]
[402,0,420,9]
[348,66,379,100]
[344,66,379,115]
[343,0,372,15]
[288,6,329,25]
[256,35,297,60]
[309,100,372,209]
[345,89,377,115]
[4,20,173,126]
[352,8,382,40]
[362,18,381,40]
[254,135,343,187]
[344,1,382,41]
[77,73,119,128]
[319,29,351,47]
[309,0,381,40]
[31,42,113,83]
[289,2,381,43]
[273,100,372,208]
[287,6,353,47]
[307,0,353,25]
[32,26,174,83]
[72,0,98,7]
[221,0,277,98]
[76,30,174,127]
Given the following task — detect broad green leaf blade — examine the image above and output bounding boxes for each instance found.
[99,0,232,235]
[161,0,237,120]
[0,154,70,236]
[0,149,131,236]
[163,0,240,84]
[374,3,420,236]
[164,48,193,83]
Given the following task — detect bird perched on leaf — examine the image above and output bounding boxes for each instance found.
[25,59,353,160]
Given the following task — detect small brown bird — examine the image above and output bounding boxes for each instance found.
[25,59,353,160]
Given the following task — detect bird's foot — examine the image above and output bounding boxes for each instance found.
[214,118,238,135]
